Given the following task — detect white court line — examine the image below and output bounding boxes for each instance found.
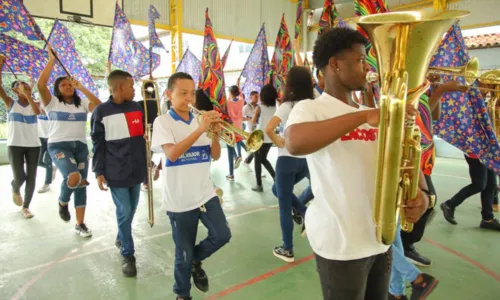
[0,204,278,280]
[433,173,469,180]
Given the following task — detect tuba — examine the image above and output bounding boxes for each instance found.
[353,10,469,245]
[142,79,161,228]
[479,70,500,137]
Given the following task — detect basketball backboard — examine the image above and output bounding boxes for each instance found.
[23,0,120,27]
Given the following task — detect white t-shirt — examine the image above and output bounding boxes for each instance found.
[274,101,297,157]
[43,95,90,144]
[151,109,216,213]
[242,103,257,133]
[313,86,322,99]
[286,92,389,261]
[37,114,50,139]
[7,100,41,147]
[258,105,276,143]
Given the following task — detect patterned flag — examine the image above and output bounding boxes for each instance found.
[431,24,500,174]
[148,5,167,53]
[109,3,160,80]
[0,34,65,88]
[336,16,350,29]
[200,8,228,119]
[46,20,99,96]
[241,24,270,101]
[0,0,44,40]
[176,48,201,85]
[221,39,233,69]
[318,0,338,36]
[295,0,304,39]
[267,14,292,100]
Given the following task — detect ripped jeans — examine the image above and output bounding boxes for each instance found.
[48,141,89,208]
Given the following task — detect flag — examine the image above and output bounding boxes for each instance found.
[241,24,270,101]
[0,0,44,40]
[199,8,228,119]
[176,48,201,85]
[431,24,500,174]
[0,33,65,84]
[267,14,292,100]
[318,0,338,36]
[148,5,167,53]
[46,20,99,96]
[221,39,233,69]
[336,16,350,29]
[109,3,160,80]
[295,0,304,39]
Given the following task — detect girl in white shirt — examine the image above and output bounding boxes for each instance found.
[0,56,41,219]
[265,66,315,262]
[37,49,101,237]
[251,84,276,192]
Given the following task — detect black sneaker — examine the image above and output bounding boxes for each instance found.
[273,246,294,263]
[122,255,137,277]
[410,273,438,300]
[440,202,457,225]
[480,218,500,231]
[74,223,93,238]
[405,245,431,267]
[251,185,263,192]
[59,203,70,222]
[191,261,209,293]
[291,207,303,225]
[388,294,408,300]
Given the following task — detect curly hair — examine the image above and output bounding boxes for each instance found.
[313,28,368,71]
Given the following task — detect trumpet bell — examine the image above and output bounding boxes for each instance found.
[246,129,265,152]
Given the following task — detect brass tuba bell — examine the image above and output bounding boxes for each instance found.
[353,10,469,245]
[479,70,500,138]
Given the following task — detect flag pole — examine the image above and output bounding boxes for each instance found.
[4,61,19,79]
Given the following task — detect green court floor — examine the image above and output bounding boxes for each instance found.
[0,150,499,300]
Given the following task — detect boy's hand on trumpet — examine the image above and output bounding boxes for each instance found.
[198,110,222,132]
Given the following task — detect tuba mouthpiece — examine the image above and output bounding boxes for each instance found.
[366,71,379,83]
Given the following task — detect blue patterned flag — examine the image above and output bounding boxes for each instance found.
[0,33,65,84]
[240,25,270,101]
[0,0,44,40]
[148,5,167,53]
[109,3,160,80]
[336,16,350,29]
[176,48,201,85]
[431,24,500,174]
[46,20,99,96]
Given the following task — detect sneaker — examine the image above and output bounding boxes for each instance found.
[191,261,209,293]
[405,245,431,267]
[234,157,242,169]
[291,207,303,225]
[38,184,50,193]
[410,273,438,300]
[122,255,137,277]
[59,203,71,222]
[480,218,500,231]
[12,192,23,207]
[388,294,408,300]
[300,223,307,237]
[176,297,192,300]
[251,185,263,192]
[226,175,234,181]
[273,246,294,263]
[440,202,457,225]
[75,223,93,238]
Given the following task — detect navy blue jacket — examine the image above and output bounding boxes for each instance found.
[91,98,147,188]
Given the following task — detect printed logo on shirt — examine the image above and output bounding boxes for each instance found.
[124,111,144,137]
[165,145,211,167]
[341,128,378,142]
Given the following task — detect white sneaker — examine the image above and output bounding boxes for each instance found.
[38,184,51,193]
[75,223,92,238]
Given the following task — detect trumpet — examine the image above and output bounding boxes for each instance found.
[428,57,479,85]
[142,79,161,228]
[188,104,264,152]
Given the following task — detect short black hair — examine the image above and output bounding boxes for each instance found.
[313,28,368,71]
[283,66,314,103]
[229,85,240,97]
[195,88,213,111]
[168,72,194,90]
[107,70,132,86]
[260,84,277,107]
[250,91,259,96]
[11,80,28,89]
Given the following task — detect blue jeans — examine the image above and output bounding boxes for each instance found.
[390,224,421,296]
[48,141,89,208]
[227,141,247,176]
[110,185,141,256]
[272,156,313,250]
[167,197,231,298]
[38,138,53,185]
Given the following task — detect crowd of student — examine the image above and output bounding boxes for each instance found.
[3,27,499,300]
